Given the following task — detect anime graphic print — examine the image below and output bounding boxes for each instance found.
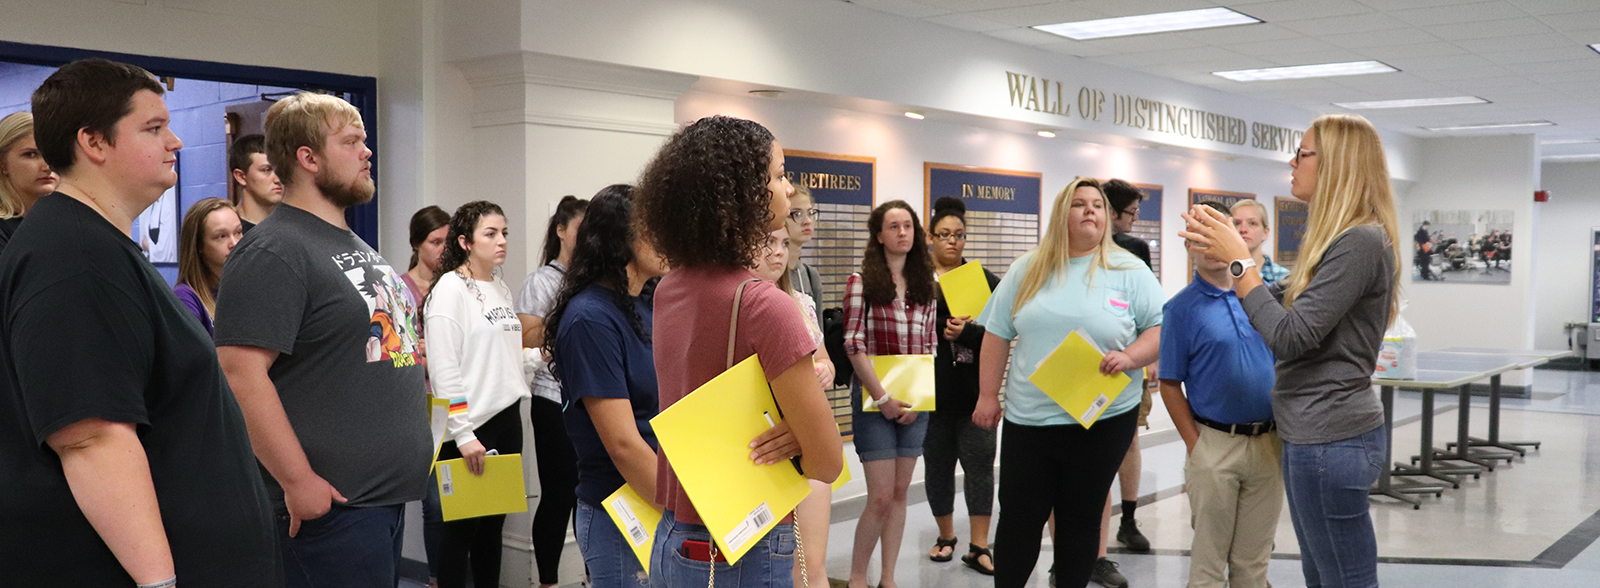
[333,250,422,367]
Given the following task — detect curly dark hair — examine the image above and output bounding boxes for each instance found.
[544,184,649,380]
[930,196,966,229]
[635,115,776,269]
[861,200,936,306]
[420,200,506,333]
[541,195,589,265]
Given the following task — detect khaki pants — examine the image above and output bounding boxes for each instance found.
[1185,427,1284,588]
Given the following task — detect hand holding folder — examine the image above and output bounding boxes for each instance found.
[602,484,663,572]
[937,261,992,319]
[436,453,528,521]
[650,355,812,564]
[1027,330,1131,428]
[863,354,936,412]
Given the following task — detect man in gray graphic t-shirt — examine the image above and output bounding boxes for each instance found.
[215,92,429,588]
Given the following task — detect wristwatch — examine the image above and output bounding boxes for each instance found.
[1229,257,1257,279]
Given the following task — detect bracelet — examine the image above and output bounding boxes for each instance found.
[137,576,177,588]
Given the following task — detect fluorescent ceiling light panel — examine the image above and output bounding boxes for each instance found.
[1422,120,1554,131]
[1032,7,1260,40]
[1213,61,1397,82]
[1590,43,1600,54]
[1333,96,1488,110]
[1542,138,1600,145]
[1543,154,1600,160]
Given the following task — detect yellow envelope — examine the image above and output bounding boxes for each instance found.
[602,484,662,573]
[436,454,529,521]
[1027,331,1131,428]
[650,355,812,564]
[831,447,852,492]
[864,355,936,412]
[428,396,449,465]
[938,260,992,319]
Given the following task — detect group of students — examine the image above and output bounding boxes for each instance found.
[0,56,1405,588]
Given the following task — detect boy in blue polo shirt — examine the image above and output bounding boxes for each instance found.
[1158,201,1281,588]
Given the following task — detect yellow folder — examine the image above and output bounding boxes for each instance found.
[436,454,529,521]
[863,354,937,412]
[650,354,812,564]
[831,445,852,492]
[602,484,662,573]
[938,260,992,319]
[1027,331,1131,428]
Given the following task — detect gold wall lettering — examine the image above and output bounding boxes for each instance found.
[1007,72,1069,116]
[788,172,863,191]
[962,184,1016,201]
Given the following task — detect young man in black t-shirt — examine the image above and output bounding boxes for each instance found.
[215,92,430,588]
[0,59,277,587]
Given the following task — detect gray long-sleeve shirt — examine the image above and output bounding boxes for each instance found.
[1242,225,1393,444]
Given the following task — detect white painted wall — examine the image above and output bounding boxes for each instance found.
[1398,135,1540,381]
[1532,162,1600,351]
[678,89,1304,294]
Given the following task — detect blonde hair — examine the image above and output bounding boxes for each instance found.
[0,112,37,219]
[1281,114,1402,326]
[1229,198,1270,230]
[263,93,363,187]
[1012,177,1141,315]
[177,198,239,317]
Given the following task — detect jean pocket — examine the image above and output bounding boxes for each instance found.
[1362,429,1389,471]
[771,523,797,558]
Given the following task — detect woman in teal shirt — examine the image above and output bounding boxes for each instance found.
[973,177,1164,588]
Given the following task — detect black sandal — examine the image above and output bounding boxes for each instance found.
[929,536,958,562]
[962,544,995,576]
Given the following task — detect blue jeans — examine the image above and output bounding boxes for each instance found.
[578,500,650,588]
[649,509,795,588]
[849,379,930,463]
[1281,425,1385,588]
[275,503,406,588]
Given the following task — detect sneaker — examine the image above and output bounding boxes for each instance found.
[1090,557,1129,588]
[1116,519,1151,553]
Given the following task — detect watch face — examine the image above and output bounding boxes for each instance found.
[1230,260,1245,277]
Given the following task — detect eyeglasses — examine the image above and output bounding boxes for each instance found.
[931,232,967,243]
[1293,148,1317,163]
[788,208,820,222]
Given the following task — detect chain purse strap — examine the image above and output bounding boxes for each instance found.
[710,279,807,588]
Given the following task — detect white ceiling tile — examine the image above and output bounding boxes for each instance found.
[1177,23,1303,45]
[972,3,1110,27]
[1088,53,1170,68]
[1512,57,1600,72]
[1223,36,1344,56]
[1359,41,1469,59]
[923,12,1015,32]
[1451,33,1578,53]
[1278,12,1413,35]
[1389,1,1528,26]
[984,27,1079,45]
[1038,39,1121,57]
[1066,0,1221,18]
[1426,17,1557,40]
[1540,10,1600,31]
[1382,53,1497,70]
[1355,0,1497,7]
[1229,0,1374,22]
[1410,64,1520,80]
[1262,48,1379,66]
[1321,27,1443,48]
[843,0,957,19]
[1509,0,1600,16]
[911,0,1054,11]
[1074,32,1209,53]
[1479,45,1600,64]
[1127,46,1257,65]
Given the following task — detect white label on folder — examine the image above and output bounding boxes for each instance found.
[1082,394,1110,423]
[612,497,649,547]
[723,502,773,551]
[439,464,454,496]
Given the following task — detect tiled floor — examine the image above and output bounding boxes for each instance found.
[407,368,1600,587]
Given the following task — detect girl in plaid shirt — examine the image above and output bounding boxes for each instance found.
[844,200,938,588]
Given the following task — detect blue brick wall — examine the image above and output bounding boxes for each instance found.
[0,62,294,285]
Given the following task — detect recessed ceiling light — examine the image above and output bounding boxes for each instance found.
[1213,60,1397,82]
[1422,120,1555,131]
[1037,130,1056,138]
[1542,138,1600,145]
[1032,7,1261,41]
[1589,43,1600,55]
[904,111,925,120]
[747,89,784,98]
[1333,96,1488,110]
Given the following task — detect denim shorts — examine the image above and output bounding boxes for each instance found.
[576,500,650,588]
[649,509,794,588]
[850,379,930,463]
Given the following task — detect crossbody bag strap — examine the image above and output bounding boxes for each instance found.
[728,279,759,369]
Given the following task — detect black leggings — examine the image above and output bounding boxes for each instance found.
[437,403,525,588]
[529,396,578,585]
[993,410,1137,588]
[923,410,997,517]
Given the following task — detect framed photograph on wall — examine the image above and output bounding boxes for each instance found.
[1274,197,1308,268]
[135,152,180,264]
[924,162,1043,279]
